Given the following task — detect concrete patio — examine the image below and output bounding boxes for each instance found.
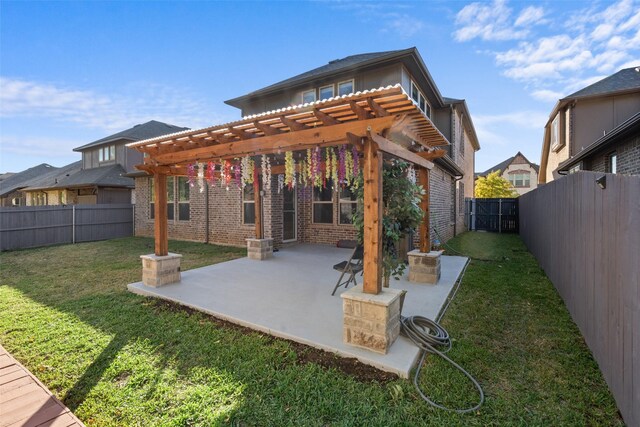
[128,244,468,378]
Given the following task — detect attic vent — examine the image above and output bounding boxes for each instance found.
[328,58,341,64]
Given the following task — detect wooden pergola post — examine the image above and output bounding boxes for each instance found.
[153,173,168,256]
[253,178,262,239]
[363,137,383,295]
[418,167,431,252]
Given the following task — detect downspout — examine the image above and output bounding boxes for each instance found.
[204,182,210,244]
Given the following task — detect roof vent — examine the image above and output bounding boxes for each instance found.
[328,58,342,64]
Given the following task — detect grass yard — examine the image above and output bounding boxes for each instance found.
[0,234,622,426]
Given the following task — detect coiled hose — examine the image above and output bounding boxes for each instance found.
[400,255,484,413]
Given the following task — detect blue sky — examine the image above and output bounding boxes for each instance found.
[1,0,639,173]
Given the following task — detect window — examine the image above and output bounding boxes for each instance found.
[319,85,334,100]
[508,172,531,187]
[313,182,334,224]
[607,152,617,173]
[410,80,431,118]
[338,186,358,225]
[551,115,560,150]
[337,80,354,96]
[242,185,255,224]
[302,89,316,104]
[98,145,115,162]
[149,176,188,221]
[33,192,46,206]
[177,177,190,220]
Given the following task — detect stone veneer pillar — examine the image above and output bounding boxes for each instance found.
[140,253,182,287]
[407,249,443,284]
[341,285,403,354]
[246,238,273,260]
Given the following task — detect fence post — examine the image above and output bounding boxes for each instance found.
[72,205,76,244]
[498,199,502,233]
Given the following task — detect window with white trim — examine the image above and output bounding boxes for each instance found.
[607,152,617,173]
[313,182,334,224]
[319,85,334,100]
[410,80,431,118]
[177,177,190,220]
[302,90,316,104]
[99,145,115,162]
[337,80,354,96]
[551,115,560,150]
[508,172,530,188]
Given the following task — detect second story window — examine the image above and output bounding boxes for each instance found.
[551,115,560,150]
[99,145,115,162]
[508,172,530,188]
[302,89,316,104]
[607,152,617,173]
[319,85,334,100]
[337,80,354,96]
[410,80,431,118]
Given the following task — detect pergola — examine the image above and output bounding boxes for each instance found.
[127,84,448,295]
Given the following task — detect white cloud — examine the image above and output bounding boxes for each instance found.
[329,1,426,39]
[454,0,530,42]
[514,6,545,27]
[455,0,640,102]
[530,89,563,102]
[474,111,549,129]
[0,134,86,158]
[0,77,227,132]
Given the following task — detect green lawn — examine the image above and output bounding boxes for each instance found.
[0,234,622,426]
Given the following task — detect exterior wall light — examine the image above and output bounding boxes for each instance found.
[596,175,606,189]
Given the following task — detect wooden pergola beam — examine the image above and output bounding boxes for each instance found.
[349,100,373,120]
[367,98,389,117]
[313,108,340,126]
[254,121,282,136]
[418,168,431,253]
[153,173,169,256]
[362,137,383,294]
[281,116,309,131]
[417,149,446,161]
[367,131,434,170]
[151,115,398,166]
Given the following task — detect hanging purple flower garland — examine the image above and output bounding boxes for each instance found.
[187,163,196,187]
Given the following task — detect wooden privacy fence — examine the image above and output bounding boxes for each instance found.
[0,204,134,251]
[466,198,518,232]
[519,171,639,427]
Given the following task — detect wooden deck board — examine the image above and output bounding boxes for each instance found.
[0,345,85,427]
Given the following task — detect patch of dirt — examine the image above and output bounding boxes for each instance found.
[150,299,398,384]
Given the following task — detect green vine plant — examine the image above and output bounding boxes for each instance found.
[351,160,426,287]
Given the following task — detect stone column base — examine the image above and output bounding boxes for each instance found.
[140,253,182,287]
[246,238,273,260]
[408,249,443,284]
[341,285,403,354]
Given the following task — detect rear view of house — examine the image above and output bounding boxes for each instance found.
[133,48,480,248]
[476,152,539,196]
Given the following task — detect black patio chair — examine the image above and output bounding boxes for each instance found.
[331,244,364,295]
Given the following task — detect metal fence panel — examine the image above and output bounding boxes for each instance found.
[467,198,519,232]
[519,171,640,427]
[0,204,133,251]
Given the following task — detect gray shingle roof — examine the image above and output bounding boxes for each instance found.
[476,152,539,178]
[0,163,57,197]
[25,163,133,190]
[22,161,83,191]
[225,48,413,105]
[73,120,189,152]
[565,66,640,99]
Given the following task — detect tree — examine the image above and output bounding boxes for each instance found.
[475,171,518,198]
[352,161,425,286]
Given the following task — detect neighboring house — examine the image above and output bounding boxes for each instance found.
[540,66,640,183]
[475,152,539,196]
[0,163,57,206]
[133,47,480,247]
[19,120,188,206]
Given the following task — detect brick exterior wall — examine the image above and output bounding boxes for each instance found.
[584,134,640,175]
